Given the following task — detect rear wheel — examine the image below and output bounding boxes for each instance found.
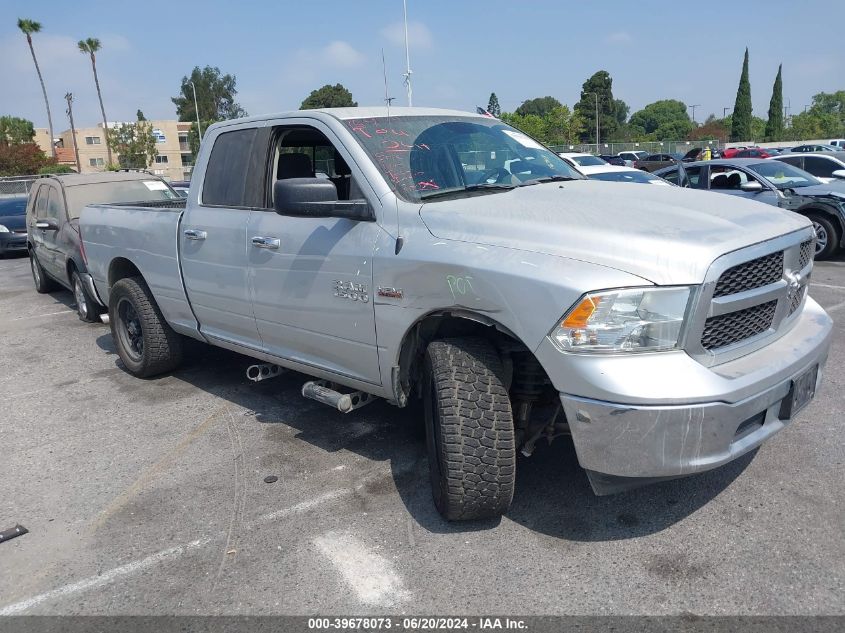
[71,270,103,323]
[30,250,57,293]
[109,276,183,377]
[808,213,839,260]
[423,337,516,521]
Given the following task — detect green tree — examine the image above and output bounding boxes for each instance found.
[136,109,146,121]
[78,37,113,165]
[17,18,55,159]
[514,96,561,118]
[731,48,753,141]
[499,106,582,146]
[172,66,247,123]
[499,112,546,140]
[487,92,501,117]
[300,84,357,109]
[107,112,157,169]
[0,116,36,144]
[764,64,784,141]
[688,114,729,142]
[628,100,693,141]
[574,71,618,143]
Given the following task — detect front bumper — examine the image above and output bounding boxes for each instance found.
[0,232,28,254]
[541,297,832,491]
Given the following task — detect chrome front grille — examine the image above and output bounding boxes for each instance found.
[685,230,815,366]
[713,251,783,298]
[701,300,777,351]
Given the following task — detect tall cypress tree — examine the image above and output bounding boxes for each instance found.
[487,92,501,117]
[764,64,784,141]
[731,48,753,141]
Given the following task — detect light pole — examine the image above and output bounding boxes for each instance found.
[688,104,700,124]
[584,91,599,151]
[723,107,731,118]
[190,80,202,146]
[402,0,413,106]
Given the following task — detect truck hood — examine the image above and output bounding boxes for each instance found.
[419,180,811,285]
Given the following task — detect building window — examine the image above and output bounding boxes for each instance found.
[85,136,101,145]
[181,154,194,166]
[155,155,169,164]
[153,169,166,175]
[152,128,166,143]
[88,157,105,167]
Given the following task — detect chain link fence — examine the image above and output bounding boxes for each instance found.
[0,175,42,196]
[548,139,724,156]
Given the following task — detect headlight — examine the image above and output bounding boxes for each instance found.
[550,286,693,353]
[0,225,8,233]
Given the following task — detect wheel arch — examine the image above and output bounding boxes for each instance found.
[108,257,144,288]
[798,205,845,248]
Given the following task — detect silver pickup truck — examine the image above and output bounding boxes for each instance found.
[80,107,832,521]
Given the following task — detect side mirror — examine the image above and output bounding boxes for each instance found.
[740,181,764,193]
[35,219,59,231]
[831,169,845,180]
[273,178,373,221]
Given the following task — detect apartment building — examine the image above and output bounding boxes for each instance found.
[37,120,195,181]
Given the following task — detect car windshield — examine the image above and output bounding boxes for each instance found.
[571,155,606,166]
[589,170,668,184]
[747,161,821,189]
[345,115,583,202]
[0,197,27,215]
[65,179,179,219]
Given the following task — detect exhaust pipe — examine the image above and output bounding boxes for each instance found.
[246,363,283,382]
[301,380,375,413]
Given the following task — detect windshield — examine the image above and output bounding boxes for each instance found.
[747,161,821,189]
[589,170,669,185]
[571,155,606,166]
[345,115,583,202]
[65,179,179,219]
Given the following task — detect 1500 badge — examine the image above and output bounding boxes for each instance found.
[333,280,369,303]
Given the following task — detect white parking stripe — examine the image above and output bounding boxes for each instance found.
[315,531,409,607]
[812,282,845,291]
[12,310,73,320]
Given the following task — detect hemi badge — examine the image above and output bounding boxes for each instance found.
[377,287,404,299]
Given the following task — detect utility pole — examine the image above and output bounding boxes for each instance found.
[64,92,81,173]
[723,107,731,118]
[190,80,202,146]
[688,104,701,124]
[402,0,413,106]
[585,91,599,151]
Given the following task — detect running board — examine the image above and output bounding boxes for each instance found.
[301,380,377,413]
[246,363,283,382]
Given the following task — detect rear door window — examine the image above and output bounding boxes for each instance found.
[803,156,836,178]
[778,156,803,169]
[202,128,263,207]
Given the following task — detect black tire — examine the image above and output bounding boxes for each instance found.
[29,250,58,293]
[807,213,839,261]
[71,269,103,323]
[109,276,183,377]
[423,337,515,521]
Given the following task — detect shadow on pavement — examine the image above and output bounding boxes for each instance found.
[95,334,756,542]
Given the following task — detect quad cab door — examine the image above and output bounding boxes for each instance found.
[246,120,381,384]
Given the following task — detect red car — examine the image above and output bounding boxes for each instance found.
[721,146,747,158]
[735,148,773,159]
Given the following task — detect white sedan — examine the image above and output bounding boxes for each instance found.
[557,152,609,173]
[587,165,673,185]
[772,152,845,184]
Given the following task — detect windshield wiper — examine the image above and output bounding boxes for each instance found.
[419,183,515,201]
[518,175,579,186]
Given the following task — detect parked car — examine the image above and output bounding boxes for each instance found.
[655,158,845,259]
[617,150,649,166]
[0,196,29,257]
[632,153,683,172]
[829,139,845,150]
[735,148,774,158]
[26,172,181,322]
[773,152,845,183]
[557,152,608,171]
[790,144,840,153]
[720,147,746,159]
[80,107,831,521]
[169,180,191,197]
[587,166,673,185]
[598,154,626,166]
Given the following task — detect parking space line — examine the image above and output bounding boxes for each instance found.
[314,531,410,607]
[812,282,845,291]
[12,310,74,320]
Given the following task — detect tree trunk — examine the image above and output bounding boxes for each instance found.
[28,35,56,160]
[90,53,113,165]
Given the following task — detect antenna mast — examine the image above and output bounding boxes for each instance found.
[402,0,413,106]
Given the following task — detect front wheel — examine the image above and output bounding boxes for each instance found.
[808,213,839,261]
[109,276,183,377]
[423,338,516,521]
[72,270,103,323]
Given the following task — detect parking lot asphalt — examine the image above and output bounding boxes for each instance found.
[0,251,843,616]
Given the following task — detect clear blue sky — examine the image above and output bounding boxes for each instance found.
[2,0,843,131]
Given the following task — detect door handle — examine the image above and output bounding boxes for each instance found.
[183,229,207,240]
[251,236,280,250]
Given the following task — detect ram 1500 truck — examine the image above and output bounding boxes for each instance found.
[80,107,832,521]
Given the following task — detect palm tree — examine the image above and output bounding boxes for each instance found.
[17,18,56,159]
[78,37,113,165]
